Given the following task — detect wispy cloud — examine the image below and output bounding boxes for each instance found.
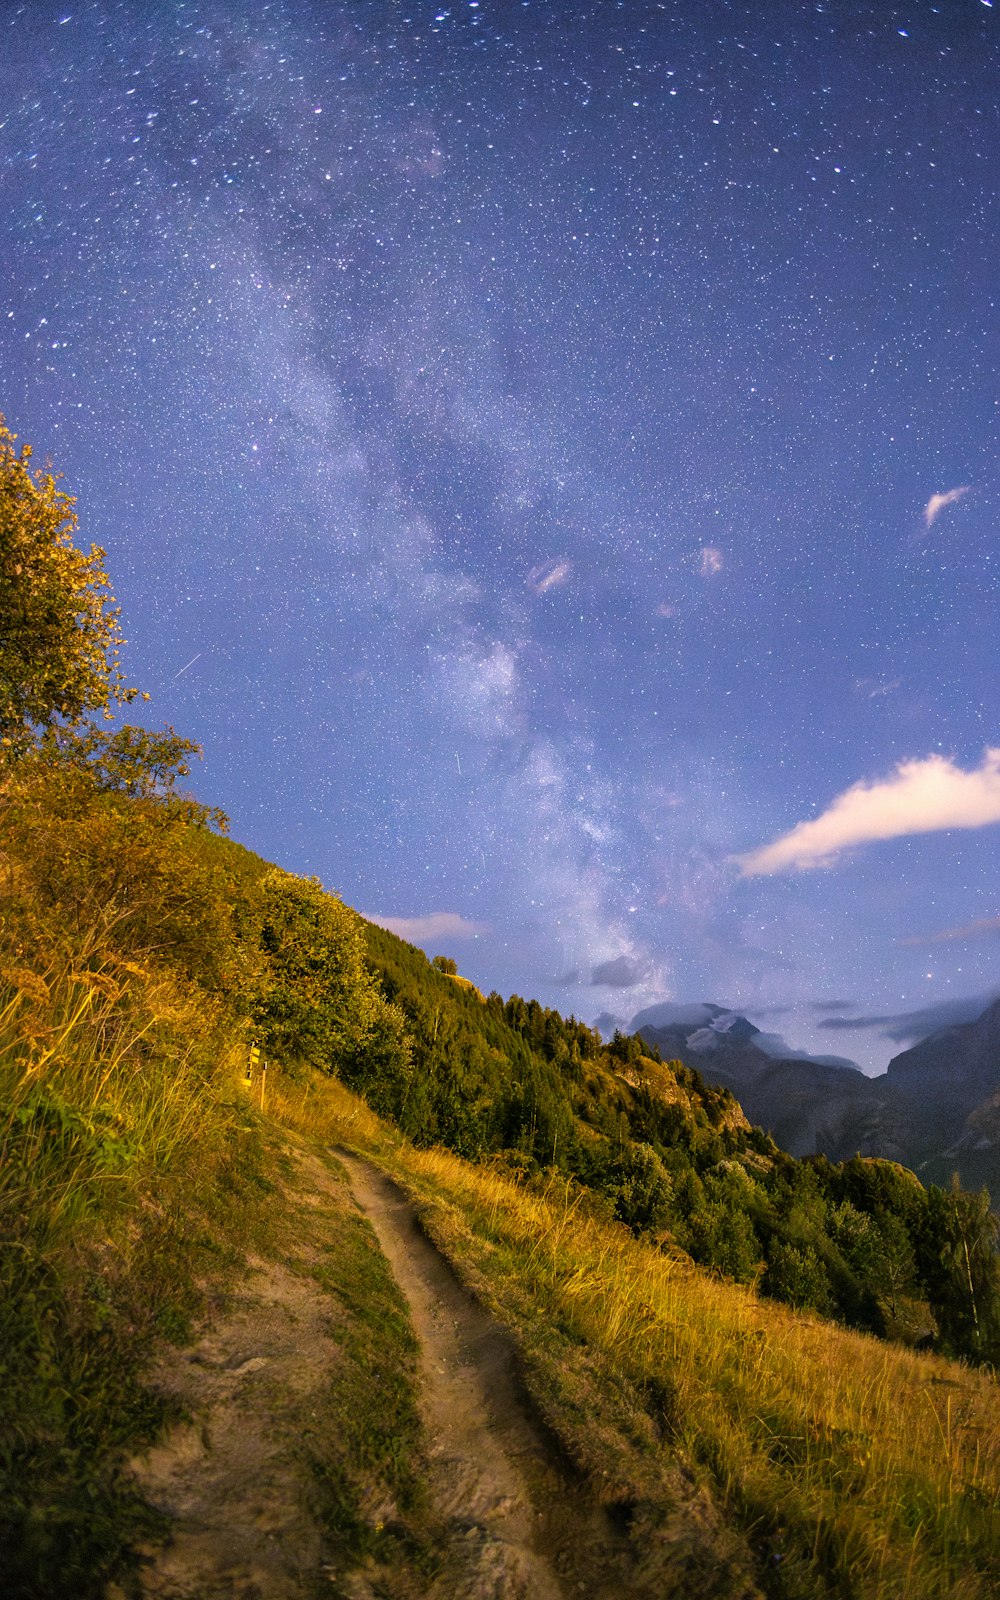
[818,994,997,1042]
[854,676,902,700]
[924,485,970,527]
[735,749,1000,876]
[591,955,649,988]
[698,545,724,576]
[527,557,572,593]
[899,915,1000,947]
[364,910,489,942]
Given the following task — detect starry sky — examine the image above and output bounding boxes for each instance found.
[3,0,1000,1073]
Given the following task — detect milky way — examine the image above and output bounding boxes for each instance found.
[3,0,1000,1070]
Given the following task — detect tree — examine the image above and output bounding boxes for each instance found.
[0,725,234,987]
[764,1240,833,1315]
[0,416,143,750]
[248,870,398,1074]
[432,955,458,975]
[920,1181,1000,1362]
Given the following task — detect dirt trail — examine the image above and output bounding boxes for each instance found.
[118,1143,758,1600]
[335,1150,569,1600]
[117,1243,339,1599]
[336,1152,762,1600]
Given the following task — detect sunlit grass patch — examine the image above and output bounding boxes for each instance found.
[275,1073,1000,1600]
[0,967,272,1598]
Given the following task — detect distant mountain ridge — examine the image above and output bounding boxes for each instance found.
[632,997,1000,1197]
[630,1001,858,1069]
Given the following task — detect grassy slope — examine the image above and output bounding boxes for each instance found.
[3,958,999,1598]
[0,978,435,1598]
[276,1074,1000,1600]
[2,781,998,1598]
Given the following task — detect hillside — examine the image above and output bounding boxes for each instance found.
[2,416,999,1597]
[2,746,1000,1595]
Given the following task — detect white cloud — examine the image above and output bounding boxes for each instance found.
[364,910,489,942]
[735,749,1000,876]
[698,546,724,576]
[899,915,1000,948]
[854,676,902,700]
[527,557,572,593]
[924,485,970,526]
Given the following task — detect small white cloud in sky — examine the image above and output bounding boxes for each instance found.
[364,910,489,941]
[854,676,902,700]
[899,915,1000,947]
[656,600,679,618]
[924,485,970,526]
[527,557,572,593]
[698,545,724,576]
[735,748,1000,876]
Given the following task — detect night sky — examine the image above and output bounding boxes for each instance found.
[4,0,1000,1072]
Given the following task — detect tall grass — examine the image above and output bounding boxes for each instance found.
[276,1073,1000,1600]
[1,967,226,1216]
[406,1149,1000,1598]
[0,962,268,1597]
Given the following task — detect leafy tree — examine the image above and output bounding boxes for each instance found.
[764,1240,833,1315]
[685,1200,762,1285]
[431,955,458,975]
[249,871,392,1073]
[0,727,234,988]
[597,1141,673,1234]
[340,1001,415,1124]
[0,417,145,750]
[919,1181,1000,1361]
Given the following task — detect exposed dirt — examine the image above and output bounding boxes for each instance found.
[336,1150,568,1600]
[336,1150,761,1600]
[115,1143,759,1600]
[117,1257,337,1598]
[112,1149,348,1600]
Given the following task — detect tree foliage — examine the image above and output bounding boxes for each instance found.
[247,870,409,1081]
[0,416,143,750]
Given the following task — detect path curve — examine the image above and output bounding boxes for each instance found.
[336,1149,569,1600]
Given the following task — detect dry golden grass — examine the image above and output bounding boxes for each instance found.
[275,1071,1000,1600]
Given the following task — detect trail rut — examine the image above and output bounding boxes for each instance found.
[336,1152,760,1600]
[335,1150,570,1600]
[117,1142,758,1600]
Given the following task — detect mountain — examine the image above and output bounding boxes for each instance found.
[885,998,1000,1191]
[631,1003,893,1161]
[633,998,1000,1196]
[630,1002,860,1068]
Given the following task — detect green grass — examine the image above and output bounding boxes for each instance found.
[275,1071,1000,1600]
[300,1177,437,1588]
[0,969,278,1596]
